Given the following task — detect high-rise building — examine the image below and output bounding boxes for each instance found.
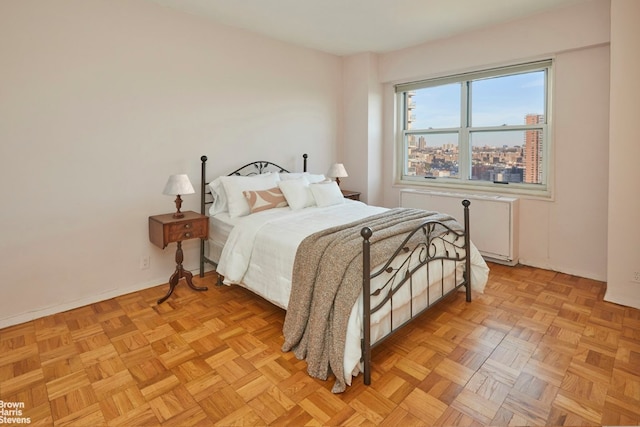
[406,91,415,130]
[405,92,418,175]
[524,114,544,183]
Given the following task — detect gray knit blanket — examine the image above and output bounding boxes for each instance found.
[281,208,462,393]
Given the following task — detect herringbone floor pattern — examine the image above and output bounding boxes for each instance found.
[1,263,639,426]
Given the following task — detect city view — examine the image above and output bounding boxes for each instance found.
[403,72,546,185]
[406,114,544,184]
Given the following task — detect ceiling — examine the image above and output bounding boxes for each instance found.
[147,0,590,56]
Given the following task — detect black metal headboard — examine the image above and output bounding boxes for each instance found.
[199,153,308,277]
[200,154,308,215]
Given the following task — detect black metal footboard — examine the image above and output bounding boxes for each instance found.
[360,199,472,385]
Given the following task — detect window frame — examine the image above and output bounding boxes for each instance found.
[395,60,553,198]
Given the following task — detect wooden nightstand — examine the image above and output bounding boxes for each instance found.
[149,211,209,304]
[341,189,361,201]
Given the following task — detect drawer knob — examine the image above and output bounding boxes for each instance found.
[184,223,192,229]
[184,232,191,238]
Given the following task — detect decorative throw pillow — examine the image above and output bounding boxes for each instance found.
[220,173,281,217]
[309,180,344,207]
[243,187,288,213]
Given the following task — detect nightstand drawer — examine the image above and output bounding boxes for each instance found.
[149,211,209,249]
[341,190,361,201]
[167,220,207,243]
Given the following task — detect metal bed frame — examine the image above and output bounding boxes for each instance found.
[199,154,472,387]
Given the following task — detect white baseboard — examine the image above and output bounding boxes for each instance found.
[0,267,211,330]
[517,258,606,282]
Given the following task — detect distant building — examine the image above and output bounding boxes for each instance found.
[524,114,544,183]
[418,135,426,150]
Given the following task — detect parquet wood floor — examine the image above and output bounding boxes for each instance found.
[1,263,639,426]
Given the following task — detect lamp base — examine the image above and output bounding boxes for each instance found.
[173,195,184,218]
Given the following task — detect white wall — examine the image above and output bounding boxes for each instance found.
[377,0,612,282]
[341,53,384,206]
[0,0,341,327]
[606,0,640,310]
[2,0,634,328]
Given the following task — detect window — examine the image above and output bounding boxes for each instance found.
[396,60,551,196]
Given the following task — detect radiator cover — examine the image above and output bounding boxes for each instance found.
[399,189,519,265]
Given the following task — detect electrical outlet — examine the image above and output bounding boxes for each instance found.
[633,271,640,284]
[140,256,150,270]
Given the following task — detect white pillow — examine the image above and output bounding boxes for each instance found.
[309,181,344,207]
[208,177,228,216]
[278,172,306,181]
[221,173,280,218]
[279,172,326,183]
[278,176,315,210]
[305,173,327,184]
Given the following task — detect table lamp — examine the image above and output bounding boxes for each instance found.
[327,163,348,186]
[163,174,195,218]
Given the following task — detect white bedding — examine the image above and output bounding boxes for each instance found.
[218,200,386,305]
[214,200,489,386]
[207,213,237,265]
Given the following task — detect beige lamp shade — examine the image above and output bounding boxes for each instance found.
[327,163,348,185]
[163,174,195,196]
[163,174,194,218]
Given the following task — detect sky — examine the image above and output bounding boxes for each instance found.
[412,70,545,147]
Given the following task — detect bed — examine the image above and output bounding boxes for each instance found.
[199,154,489,393]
